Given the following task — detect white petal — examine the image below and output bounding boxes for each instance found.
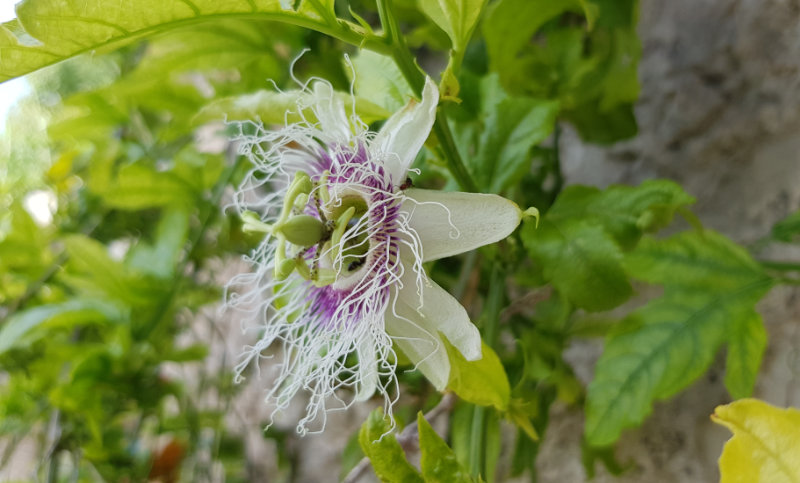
[384,307,450,390]
[355,332,378,401]
[371,77,439,185]
[402,188,522,262]
[396,269,482,361]
[311,81,352,141]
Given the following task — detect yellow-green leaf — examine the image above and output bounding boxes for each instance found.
[358,410,423,483]
[446,340,510,411]
[712,398,800,483]
[418,0,487,54]
[417,412,474,483]
[195,89,389,126]
[1,0,356,82]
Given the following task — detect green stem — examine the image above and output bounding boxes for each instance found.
[483,265,505,347]
[549,123,563,203]
[468,405,486,477]
[375,0,478,192]
[452,250,478,300]
[760,260,800,272]
[467,264,506,479]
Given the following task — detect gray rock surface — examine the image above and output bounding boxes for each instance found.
[543,0,800,481]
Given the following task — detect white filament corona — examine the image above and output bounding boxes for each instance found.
[226,75,525,435]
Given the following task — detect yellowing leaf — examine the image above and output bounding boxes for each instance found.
[712,399,800,483]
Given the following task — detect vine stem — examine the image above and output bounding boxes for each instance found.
[375,0,478,192]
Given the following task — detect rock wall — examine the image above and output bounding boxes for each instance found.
[540,0,800,480]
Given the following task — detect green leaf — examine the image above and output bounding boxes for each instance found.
[418,412,474,483]
[127,209,189,279]
[563,101,638,144]
[585,231,774,446]
[454,73,558,193]
[724,311,767,400]
[521,181,694,311]
[506,398,539,441]
[349,50,414,113]
[0,299,123,356]
[418,0,488,55]
[358,410,423,483]
[165,344,209,362]
[196,89,390,126]
[63,234,133,300]
[473,97,559,194]
[483,0,580,85]
[97,163,195,210]
[772,210,800,242]
[547,180,695,249]
[1,0,351,82]
[624,230,765,292]
[483,0,641,144]
[446,340,510,410]
[522,218,632,312]
[62,234,159,306]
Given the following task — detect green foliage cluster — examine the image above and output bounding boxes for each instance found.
[1,0,799,481]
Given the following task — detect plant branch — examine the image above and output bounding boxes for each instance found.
[375,0,478,192]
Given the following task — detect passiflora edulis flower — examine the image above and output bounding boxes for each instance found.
[227,76,528,434]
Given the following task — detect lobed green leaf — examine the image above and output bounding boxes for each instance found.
[358,409,423,483]
[724,311,767,400]
[548,180,694,249]
[522,218,632,312]
[418,412,474,483]
[585,231,774,446]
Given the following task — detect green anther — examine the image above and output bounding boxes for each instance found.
[318,171,331,205]
[294,193,310,211]
[276,171,314,229]
[273,239,294,280]
[275,258,297,280]
[289,171,313,199]
[241,211,274,234]
[277,215,326,247]
[295,254,312,280]
[312,268,338,288]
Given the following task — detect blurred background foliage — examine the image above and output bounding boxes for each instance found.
[1,0,798,481]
